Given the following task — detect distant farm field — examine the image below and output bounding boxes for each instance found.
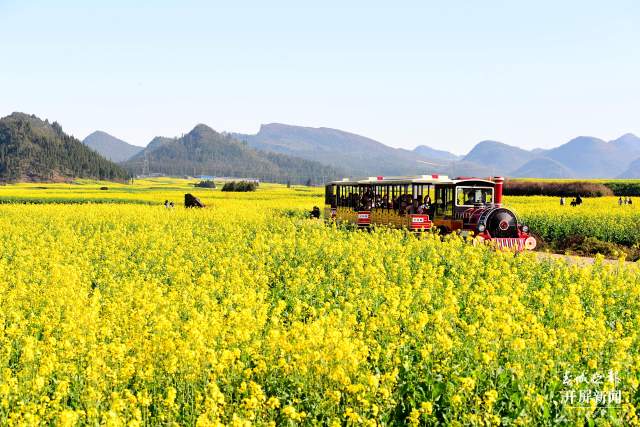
[505,179,640,197]
[0,180,639,425]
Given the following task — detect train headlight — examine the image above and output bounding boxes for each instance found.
[522,225,529,233]
[477,224,486,232]
[525,236,537,250]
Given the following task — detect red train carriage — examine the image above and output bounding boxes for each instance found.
[324,175,536,251]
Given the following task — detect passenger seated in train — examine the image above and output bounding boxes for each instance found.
[361,195,373,210]
[398,198,406,214]
[399,195,413,214]
[417,196,430,214]
[464,190,475,205]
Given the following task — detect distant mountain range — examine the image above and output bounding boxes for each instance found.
[84,131,143,162]
[233,125,640,179]
[233,123,448,177]
[620,158,640,178]
[462,134,640,178]
[122,124,340,184]
[413,145,460,162]
[6,111,636,183]
[463,141,533,174]
[71,121,640,180]
[511,158,575,179]
[0,113,129,182]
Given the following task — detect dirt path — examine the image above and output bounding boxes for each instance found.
[536,252,638,267]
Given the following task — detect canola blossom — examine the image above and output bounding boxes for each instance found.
[0,181,639,425]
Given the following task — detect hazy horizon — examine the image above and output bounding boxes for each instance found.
[1,0,638,153]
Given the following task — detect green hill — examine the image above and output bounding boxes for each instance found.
[0,113,130,182]
[123,124,341,184]
[83,130,143,162]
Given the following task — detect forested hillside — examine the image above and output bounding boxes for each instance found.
[123,124,340,184]
[0,113,130,182]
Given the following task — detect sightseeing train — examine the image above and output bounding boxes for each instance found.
[324,175,536,251]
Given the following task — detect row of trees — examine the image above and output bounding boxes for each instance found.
[221,181,258,192]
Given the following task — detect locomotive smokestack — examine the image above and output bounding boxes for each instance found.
[494,176,504,206]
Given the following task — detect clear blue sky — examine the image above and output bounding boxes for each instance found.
[1,1,638,153]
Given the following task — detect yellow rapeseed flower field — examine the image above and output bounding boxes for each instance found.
[506,196,640,247]
[0,180,639,425]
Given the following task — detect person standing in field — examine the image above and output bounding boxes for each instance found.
[618,197,623,206]
[560,197,565,206]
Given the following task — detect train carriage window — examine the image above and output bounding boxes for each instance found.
[381,185,388,209]
[352,185,355,208]
[340,185,348,208]
[412,184,433,215]
[361,184,373,210]
[325,184,337,207]
[372,185,381,209]
[455,187,494,207]
[349,185,356,209]
[353,185,359,209]
[353,185,358,209]
[383,184,390,210]
[390,185,395,210]
[435,185,454,217]
[371,185,377,208]
[398,183,411,214]
[342,185,347,208]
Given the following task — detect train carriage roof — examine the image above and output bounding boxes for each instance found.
[452,178,496,186]
[329,175,497,186]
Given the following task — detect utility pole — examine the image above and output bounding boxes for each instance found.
[143,152,150,177]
